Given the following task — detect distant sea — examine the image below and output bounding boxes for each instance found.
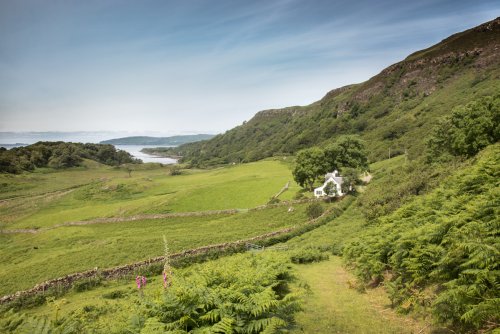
[0,131,177,164]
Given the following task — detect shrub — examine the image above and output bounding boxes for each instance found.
[294,191,306,200]
[142,253,302,333]
[427,94,499,160]
[267,197,280,204]
[306,202,324,219]
[344,144,500,331]
[290,248,329,264]
[73,277,102,292]
[169,165,182,175]
[102,290,127,300]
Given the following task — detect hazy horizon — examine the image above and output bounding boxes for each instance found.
[1,0,499,133]
[0,130,215,145]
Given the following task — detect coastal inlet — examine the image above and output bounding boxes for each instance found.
[114,145,177,164]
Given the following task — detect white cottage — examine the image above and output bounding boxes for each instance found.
[314,170,344,198]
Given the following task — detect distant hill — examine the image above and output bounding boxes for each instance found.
[167,17,500,166]
[100,134,215,146]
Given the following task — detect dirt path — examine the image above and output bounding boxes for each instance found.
[292,257,435,334]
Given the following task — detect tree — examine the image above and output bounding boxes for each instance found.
[122,165,133,177]
[323,181,338,197]
[427,94,499,160]
[293,137,368,191]
[341,167,360,194]
[292,147,327,190]
[324,135,368,172]
[306,202,324,219]
[0,142,140,174]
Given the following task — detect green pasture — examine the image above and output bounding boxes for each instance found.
[1,154,434,333]
[11,199,428,334]
[0,202,314,296]
[1,160,301,229]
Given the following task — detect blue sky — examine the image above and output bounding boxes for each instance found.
[0,0,498,134]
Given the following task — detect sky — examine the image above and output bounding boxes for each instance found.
[0,0,499,135]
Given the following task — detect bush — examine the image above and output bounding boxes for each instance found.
[142,253,302,333]
[290,248,329,264]
[427,94,499,160]
[169,165,182,175]
[73,277,102,292]
[102,290,127,300]
[344,144,500,331]
[306,202,324,219]
[294,191,306,200]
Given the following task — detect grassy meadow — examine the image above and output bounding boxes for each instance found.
[2,153,440,333]
[291,257,432,334]
[0,159,300,229]
[0,203,316,296]
[0,159,320,296]
[2,145,494,333]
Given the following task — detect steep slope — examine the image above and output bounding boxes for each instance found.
[344,143,499,331]
[173,17,500,166]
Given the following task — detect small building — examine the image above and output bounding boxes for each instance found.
[314,170,344,198]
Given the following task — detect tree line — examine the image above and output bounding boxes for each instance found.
[0,142,140,173]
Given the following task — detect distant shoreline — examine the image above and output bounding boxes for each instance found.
[100,134,214,146]
[0,143,28,147]
[140,147,182,160]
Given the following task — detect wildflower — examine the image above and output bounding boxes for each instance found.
[163,271,168,288]
[135,275,142,289]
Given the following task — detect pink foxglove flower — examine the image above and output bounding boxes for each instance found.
[136,276,142,289]
[142,276,147,287]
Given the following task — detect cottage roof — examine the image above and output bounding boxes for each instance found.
[325,172,343,187]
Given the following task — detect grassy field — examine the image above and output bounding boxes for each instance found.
[1,159,301,229]
[0,158,328,296]
[8,207,432,334]
[0,200,319,296]
[1,154,446,333]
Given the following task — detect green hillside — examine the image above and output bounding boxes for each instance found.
[344,143,499,332]
[169,18,500,166]
[1,18,499,334]
[100,134,214,146]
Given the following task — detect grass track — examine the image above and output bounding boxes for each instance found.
[292,257,433,334]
